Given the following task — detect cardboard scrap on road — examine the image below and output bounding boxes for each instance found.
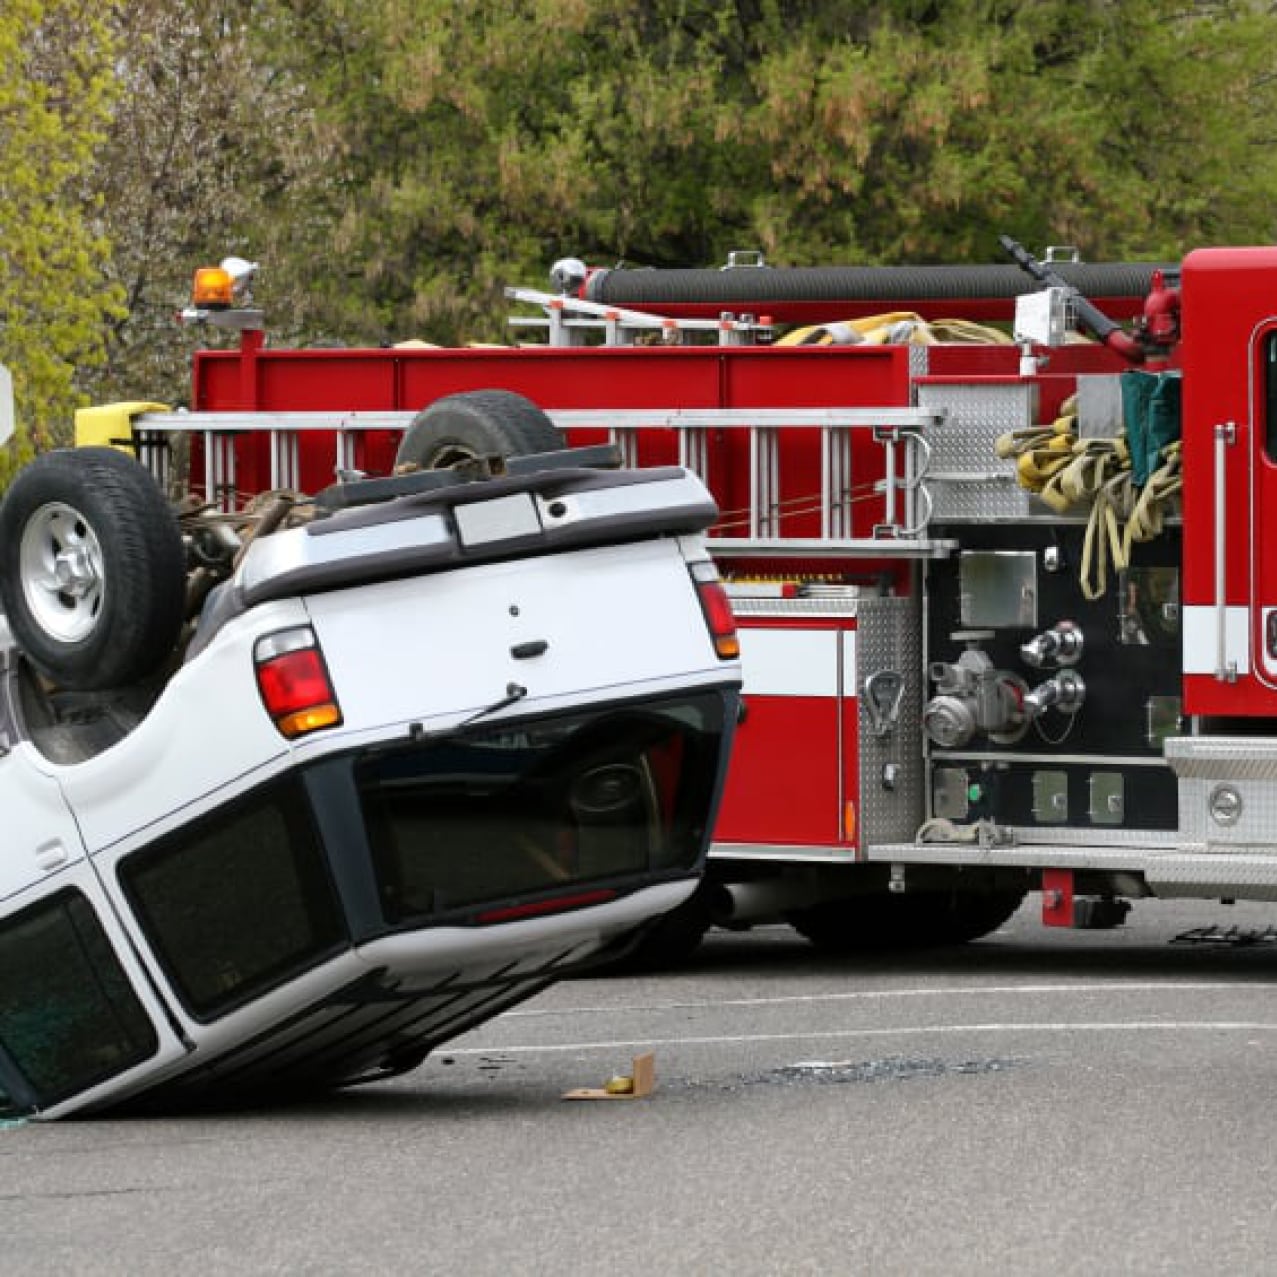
[562,1052,655,1101]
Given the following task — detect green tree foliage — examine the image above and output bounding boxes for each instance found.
[273,0,1277,345]
[740,0,1277,263]
[0,0,121,474]
[87,0,337,407]
[12,0,1277,405]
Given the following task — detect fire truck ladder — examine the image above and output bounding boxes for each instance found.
[550,407,950,556]
[130,406,952,556]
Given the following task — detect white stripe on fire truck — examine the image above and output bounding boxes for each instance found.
[737,626,856,698]
[1181,604,1251,676]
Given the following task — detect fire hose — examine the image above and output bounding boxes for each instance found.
[995,400,1182,600]
[777,312,1013,347]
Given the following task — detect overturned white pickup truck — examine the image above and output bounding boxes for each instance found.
[0,391,740,1119]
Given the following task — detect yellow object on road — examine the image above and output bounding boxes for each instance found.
[562,1052,657,1101]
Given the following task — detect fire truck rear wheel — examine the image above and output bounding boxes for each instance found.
[396,389,566,470]
[0,448,186,691]
[787,888,1026,952]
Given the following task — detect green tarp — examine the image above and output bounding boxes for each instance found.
[1120,368,1182,487]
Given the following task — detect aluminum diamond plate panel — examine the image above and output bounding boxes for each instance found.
[865,840,1169,870]
[1147,855,1277,899]
[729,596,861,619]
[1166,736,1277,781]
[867,841,1277,899]
[1177,776,1277,846]
[920,382,1046,522]
[1168,737,1277,844]
[857,596,925,845]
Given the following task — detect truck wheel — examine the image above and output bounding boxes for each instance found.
[787,895,906,951]
[0,448,186,691]
[396,389,565,470]
[929,889,1027,944]
[788,888,1025,952]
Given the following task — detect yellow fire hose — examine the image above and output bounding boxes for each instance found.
[777,313,1013,347]
[994,397,1181,599]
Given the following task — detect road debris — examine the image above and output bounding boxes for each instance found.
[563,1052,656,1101]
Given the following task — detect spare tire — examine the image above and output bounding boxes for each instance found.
[0,448,186,690]
[395,389,565,470]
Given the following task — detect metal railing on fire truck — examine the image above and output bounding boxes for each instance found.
[130,405,950,555]
[504,284,775,347]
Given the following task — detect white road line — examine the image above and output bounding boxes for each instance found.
[448,1020,1277,1056]
[504,981,1267,1019]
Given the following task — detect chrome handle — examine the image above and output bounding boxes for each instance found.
[1214,421,1237,681]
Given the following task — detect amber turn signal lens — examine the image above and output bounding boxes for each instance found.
[254,627,343,739]
[690,563,740,660]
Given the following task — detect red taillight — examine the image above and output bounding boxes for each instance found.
[254,627,343,739]
[474,888,618,926]
[690,562,740,660]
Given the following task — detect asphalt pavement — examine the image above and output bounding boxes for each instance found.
[7,895,1277,1275]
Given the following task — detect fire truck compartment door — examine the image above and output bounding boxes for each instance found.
[714,621,856,848]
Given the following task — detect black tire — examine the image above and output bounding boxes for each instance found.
[787,888,1026,953]
[396,389,566,470]
[0,448,186,691]
[930,890,1028,944]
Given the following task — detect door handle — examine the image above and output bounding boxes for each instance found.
[1214,420,1237,682]
[34,840,68,872]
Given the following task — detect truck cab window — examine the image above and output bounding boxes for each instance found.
[1267,332,1277,461]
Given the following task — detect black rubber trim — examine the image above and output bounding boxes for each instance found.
[305,464,693,537]
[506,444,620,474]
[314,467,471,512]
[313,446,622,515]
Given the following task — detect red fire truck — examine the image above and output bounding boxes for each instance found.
[91,240,1277,964]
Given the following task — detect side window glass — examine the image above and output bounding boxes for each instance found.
[120,778,346,1021]
[1267,332,1277,462]
[0,1079,22,1120]
[0,890,157,1110]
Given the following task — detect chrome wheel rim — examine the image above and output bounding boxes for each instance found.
[18,501,105,643]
